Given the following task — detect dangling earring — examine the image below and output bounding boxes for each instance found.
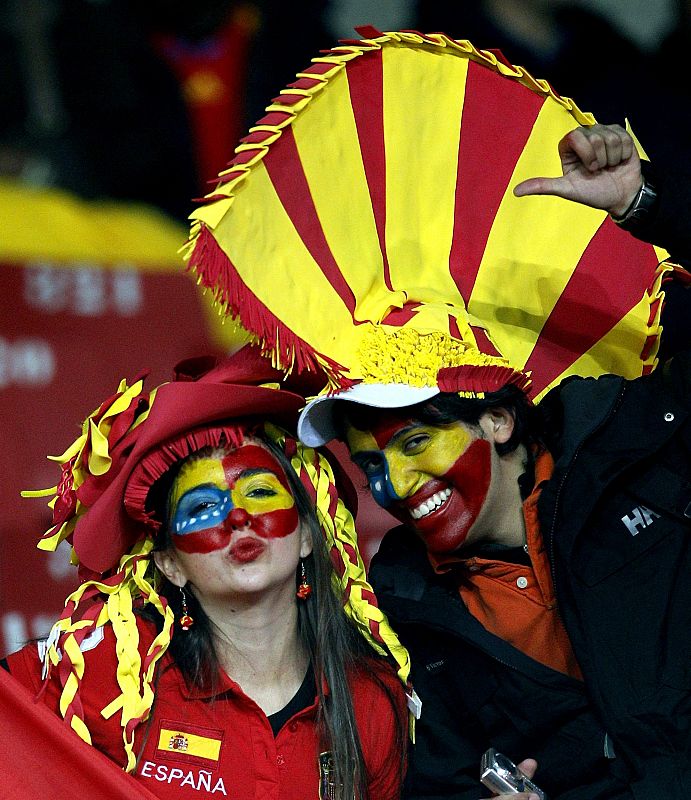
[296,560,312,600]
[179,586,194,631]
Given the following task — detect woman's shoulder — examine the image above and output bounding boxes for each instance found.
[5,614,164,696]
[348,658,408,797]
[348,657,407,719]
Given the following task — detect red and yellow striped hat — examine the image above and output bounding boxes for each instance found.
[186,28,670,446]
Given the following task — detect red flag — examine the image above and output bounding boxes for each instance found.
[0,668,160,799]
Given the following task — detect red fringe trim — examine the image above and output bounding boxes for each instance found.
[187,225,347,382]
[663,262,691,286]
[124,424,250,528]
[437,364,533,396]
[353,25,384,38]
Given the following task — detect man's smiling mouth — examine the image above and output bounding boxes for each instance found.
[409,487,452,520]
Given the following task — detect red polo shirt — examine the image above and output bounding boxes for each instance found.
[7,617,406,799]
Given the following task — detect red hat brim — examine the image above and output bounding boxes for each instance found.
[73,379,305,574]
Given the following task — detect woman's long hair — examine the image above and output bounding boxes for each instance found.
[143,437,404,800]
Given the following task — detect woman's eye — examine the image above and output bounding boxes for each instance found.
[176,486,226,519]
[190,500,216,515]
[246,486,277,498]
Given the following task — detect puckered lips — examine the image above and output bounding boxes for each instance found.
[228,535,266,564]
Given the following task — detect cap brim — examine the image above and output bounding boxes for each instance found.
[297,383,440,446]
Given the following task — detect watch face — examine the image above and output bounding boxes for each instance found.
[614,176,658,229]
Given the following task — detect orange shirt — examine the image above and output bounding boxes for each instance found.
[457,450,582,679]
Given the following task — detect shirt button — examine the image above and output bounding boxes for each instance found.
[516,576,528,589]
[276,754,285,766]
[288,722,298,733]
[664,412,675,422]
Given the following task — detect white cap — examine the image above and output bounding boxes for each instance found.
[297,382,440,446]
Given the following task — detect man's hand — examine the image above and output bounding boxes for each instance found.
[488,758,540,800]
[513,123,643,217]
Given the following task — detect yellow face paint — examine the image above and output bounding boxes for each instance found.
[230,471,295,516]
[346,410,492,556]
[346,418,473,503]
[168,445,299,554]
[169,457,228,514]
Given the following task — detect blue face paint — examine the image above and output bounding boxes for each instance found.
[171,485,233,535]
[353,451,402,508]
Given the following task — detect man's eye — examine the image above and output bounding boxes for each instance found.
[403,433,430,453]
[357,455,383,475]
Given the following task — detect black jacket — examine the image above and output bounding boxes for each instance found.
[370,355,691,800]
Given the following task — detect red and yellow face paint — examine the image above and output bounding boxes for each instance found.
[168,444,299,556]
[346,410,492,556]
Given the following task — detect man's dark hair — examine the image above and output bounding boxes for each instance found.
[335,384,542,456]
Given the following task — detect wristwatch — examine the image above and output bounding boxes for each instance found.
[612,163,659,232]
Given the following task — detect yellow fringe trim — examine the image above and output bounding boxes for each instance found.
[42,538,174,773]
[264,424,411,691]
[23,380,159,559]
[357,326,514,388]
[642,258,677,370]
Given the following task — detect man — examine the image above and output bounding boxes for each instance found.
[183,31,690,797]
[295,125,690,798]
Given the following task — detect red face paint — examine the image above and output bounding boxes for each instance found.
[390,438,493,555]
[170,444,299,555]
[367,413,418,451]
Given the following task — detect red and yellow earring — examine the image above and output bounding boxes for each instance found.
[179,586,194,631]
[296,560,312,600]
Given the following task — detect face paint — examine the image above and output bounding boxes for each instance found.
[347,413,492,555]
[346,430,401,507]
[346,415,421,507]
[169,445,299,555]
[404,438,492,555]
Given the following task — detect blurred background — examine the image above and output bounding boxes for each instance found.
[1,0,688,655]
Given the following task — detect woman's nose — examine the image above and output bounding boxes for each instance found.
[229,507,251,529]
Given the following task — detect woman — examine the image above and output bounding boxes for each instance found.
[5,347,409,799]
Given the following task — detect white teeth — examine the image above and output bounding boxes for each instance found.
[410,488,452,519]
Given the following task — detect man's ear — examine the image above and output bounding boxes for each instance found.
[153,549,187,588]
[480,407,515,445]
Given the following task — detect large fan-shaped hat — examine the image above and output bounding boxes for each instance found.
[186,28,671,445]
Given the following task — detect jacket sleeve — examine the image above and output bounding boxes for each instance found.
[397,632,488,800]
[403,705,485,800]
[654,349,691,406]
[629,161,691,266]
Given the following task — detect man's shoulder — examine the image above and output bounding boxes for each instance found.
[369,525,431,589]
[541,353,691,461]
[539,371,625,460]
